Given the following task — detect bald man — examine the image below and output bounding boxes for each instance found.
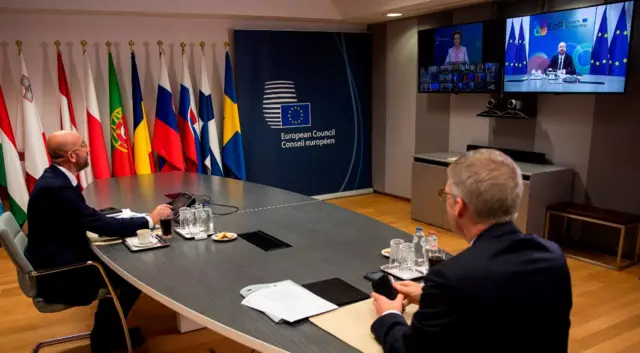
[546,42,576,75]
[25,131,171,352]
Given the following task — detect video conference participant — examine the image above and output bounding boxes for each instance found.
[371,149,572,353]
[444,31,469,65]
[546,42,576,74]
[25,131,172,353]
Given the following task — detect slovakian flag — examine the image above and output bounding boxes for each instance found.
[198,49,223,177]
[178,52,204,173]
[0,84,29,225]
[57,47,89,188]
[222,46,246,180]
[610,3,630,77]
[131,51,155,175]
[17,50,50,192]
[108,50,135,177]
[153,50,184,172]
[83,46,110,181]
[591,7,610,75]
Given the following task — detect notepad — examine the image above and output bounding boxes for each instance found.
[241,280,338,323]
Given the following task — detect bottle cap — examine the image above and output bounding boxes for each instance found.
[416,227,423,231]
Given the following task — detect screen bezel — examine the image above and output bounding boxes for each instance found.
[502,0,637,94]
[417,18,505,94]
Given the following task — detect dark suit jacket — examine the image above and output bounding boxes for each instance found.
[371,222,572,353]
[547,53,576,75]
[24,165,149,305]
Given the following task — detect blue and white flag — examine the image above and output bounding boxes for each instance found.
[198,52,223,176]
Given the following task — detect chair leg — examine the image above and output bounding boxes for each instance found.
[90,261,132,353]
[32,332,91,353]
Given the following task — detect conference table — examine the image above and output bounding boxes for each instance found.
[85,172,416,353]
[503,74,626,93]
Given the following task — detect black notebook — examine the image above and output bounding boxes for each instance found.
[302,278,369,307]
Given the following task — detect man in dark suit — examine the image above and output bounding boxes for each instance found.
[371,149,572,353]
[546,42,576,75]
[25,130,172,353]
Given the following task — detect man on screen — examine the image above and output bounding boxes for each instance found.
[546,42,576,74]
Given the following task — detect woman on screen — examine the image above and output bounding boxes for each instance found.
[444,31,469,65]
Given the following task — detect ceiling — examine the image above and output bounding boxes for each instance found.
[0,0,490,23]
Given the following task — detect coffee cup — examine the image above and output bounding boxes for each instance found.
[136,229,153,245]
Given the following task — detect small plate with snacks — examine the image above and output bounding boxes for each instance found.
[212,232,238,242]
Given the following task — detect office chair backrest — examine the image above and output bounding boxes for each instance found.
[0,213,36,298]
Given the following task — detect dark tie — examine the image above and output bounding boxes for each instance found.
[558,56,563,70]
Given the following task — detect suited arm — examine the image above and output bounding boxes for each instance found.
[60,187,150,238]
[371,267,456,353]
[567,55,576,75]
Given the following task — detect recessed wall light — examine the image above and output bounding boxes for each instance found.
[386,13,403,17]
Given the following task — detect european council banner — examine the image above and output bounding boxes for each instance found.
[234,30,372,197]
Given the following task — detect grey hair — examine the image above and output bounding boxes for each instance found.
[446,149,523,224]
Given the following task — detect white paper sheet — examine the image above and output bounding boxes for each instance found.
[241,280,338,323]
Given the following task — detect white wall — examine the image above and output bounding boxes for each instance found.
[0,12,364,162]
[384,18,418,198]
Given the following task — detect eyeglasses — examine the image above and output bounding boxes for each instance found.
[69,141,89,154]
[438,189,459,201]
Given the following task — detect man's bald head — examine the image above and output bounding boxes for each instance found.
[47,130,90,173]
[47,130,82,161]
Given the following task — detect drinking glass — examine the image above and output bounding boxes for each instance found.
[179,207,191,231]
[188,207,200,235]
[388,239,405,269]
[200,207,214,235]
[399,243,415,272]
[427,248,446,269]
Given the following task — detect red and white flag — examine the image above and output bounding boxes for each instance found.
[57,49,88,188]
[17,51,49,192]
[83,48,110,181]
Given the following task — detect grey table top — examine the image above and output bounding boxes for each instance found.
[504,74,626,93]
[85,174,414,353]
[82,172,315,213]
[414,152,572,175]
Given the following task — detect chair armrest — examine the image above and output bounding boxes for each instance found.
[29,261,104,277]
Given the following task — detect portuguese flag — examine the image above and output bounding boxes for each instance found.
[108,52,135,177]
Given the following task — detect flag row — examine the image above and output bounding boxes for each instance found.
[0,40,247,226]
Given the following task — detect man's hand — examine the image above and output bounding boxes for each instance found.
[393,281,424,305]
[372,292,405,317]
[150,204,172,225]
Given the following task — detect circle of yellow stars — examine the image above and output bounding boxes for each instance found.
[288,106,305,125]
[591,30,629,67]
[505,39,528,68]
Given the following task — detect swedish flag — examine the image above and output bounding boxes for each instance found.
[222,45,247,180]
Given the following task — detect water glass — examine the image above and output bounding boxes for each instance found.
[188,207,200,235]
[388,239,405,269]
[200,206,214,235]
[427,248,446,269]
[399,243,415,272]
[179,207,191,230]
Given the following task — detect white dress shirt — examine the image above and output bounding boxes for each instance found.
[54,164,154,228]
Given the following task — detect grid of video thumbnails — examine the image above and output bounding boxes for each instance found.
[419,63,499,93]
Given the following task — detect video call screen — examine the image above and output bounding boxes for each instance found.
[504,1,635,93]
[418,19,505,93]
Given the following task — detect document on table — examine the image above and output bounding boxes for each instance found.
[241,280,338,323]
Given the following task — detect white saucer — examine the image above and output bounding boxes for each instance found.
[381,248,391,258]
[212,232,238,242]
[129,236,159,248]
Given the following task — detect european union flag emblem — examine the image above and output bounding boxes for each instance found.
[582,18,588,23]
[280,103,311,128]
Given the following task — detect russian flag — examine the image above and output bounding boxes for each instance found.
[178,53,204,173]
[152,51,184,172]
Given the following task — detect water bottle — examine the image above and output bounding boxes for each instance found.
[427,231,439,251]
[413,227,426,267]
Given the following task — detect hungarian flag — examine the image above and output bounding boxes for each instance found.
[108,51,135,177]
[0,85,29,225]
[17,52,50,191]
[83,49,110,180]
[153,51,184,172]
[57,49,88,188]
[178,53,204,173]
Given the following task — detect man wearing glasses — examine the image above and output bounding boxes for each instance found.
[371,149,572,352]
[25,130,171,353]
